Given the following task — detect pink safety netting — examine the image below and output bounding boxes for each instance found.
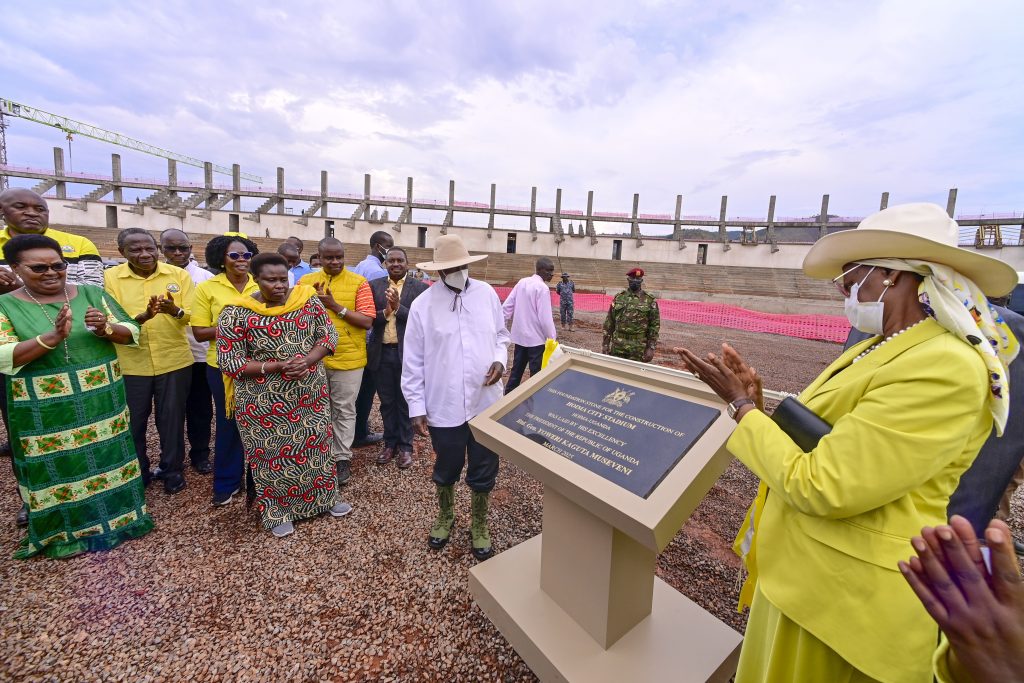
[493,287,850,343]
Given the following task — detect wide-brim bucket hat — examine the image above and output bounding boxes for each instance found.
[803,202,1018,296]
[416,234,488,271]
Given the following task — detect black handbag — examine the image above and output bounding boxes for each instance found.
[770,397,832,452]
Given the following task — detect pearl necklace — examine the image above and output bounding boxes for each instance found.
[851,319,928,363]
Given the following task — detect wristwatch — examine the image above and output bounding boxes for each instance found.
[173,308,185,320]
[727,398,755,419]
[339,306,349,318]
[96,323,114,337]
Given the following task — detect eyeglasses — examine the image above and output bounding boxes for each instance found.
[832,264,872,297]
[21,262,68,274]
[163,245,191,252]
[227,251,253,261]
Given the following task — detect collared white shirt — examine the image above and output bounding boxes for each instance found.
[502,273,557,347]
[402,279,511,427]
[184,260,215,363]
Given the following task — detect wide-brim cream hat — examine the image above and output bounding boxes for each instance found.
[416,234,488,271]
[803,202,1018,296]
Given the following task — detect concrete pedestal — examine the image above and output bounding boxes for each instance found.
[470,534,742,682]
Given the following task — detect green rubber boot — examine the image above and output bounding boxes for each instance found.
[428,485,456,550]
[470,491,494,561]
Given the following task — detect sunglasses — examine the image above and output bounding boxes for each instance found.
[227,251,253,261]
[163,245,191,252]
[22,262,68,274]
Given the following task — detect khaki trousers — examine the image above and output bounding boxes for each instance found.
[327,367,364,462]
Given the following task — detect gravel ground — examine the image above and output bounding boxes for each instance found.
[0,313,1020,682]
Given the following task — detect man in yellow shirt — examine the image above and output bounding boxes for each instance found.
[299,238,375,487]
[105,228,195,494]
[0,188,106,525]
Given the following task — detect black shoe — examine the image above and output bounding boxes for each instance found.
[212,488,240,507]
[352,432,384,448]
[0,442,12,459]
[428,534,450,551]
[1014,540,1024,557]
[192,460,213,475]
[336,460,352,487]
[15,503,28,527]
[152,467,165,481]
[471,545,495,561]
[163,474,186,495]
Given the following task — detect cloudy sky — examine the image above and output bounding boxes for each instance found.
[2,0,1022,223]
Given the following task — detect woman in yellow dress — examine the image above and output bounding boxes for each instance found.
[677,203,1019,683]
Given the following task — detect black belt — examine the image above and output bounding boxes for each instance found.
[382,343,399,348]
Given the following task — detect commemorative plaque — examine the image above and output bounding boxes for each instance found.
[469,349,742,682]
[497,369,719,498]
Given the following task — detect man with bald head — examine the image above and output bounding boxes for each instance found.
[501,256,557,394]
[161,229,215,475]
[0,188,104,291]
[0,188,105,524]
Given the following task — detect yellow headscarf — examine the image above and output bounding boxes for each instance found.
[222,284,319,417]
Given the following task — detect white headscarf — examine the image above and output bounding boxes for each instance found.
[858,258,1019,435]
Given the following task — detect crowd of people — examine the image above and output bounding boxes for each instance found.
[0,187,1021,680]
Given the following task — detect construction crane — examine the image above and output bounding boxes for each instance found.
[0,97,262,183]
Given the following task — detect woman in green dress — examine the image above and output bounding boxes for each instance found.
[0,234,153,559]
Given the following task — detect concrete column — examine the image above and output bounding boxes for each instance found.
[818,194,830,240]
[946,188,958,218]
[880,192,889,210]
[671,195,682,240]
[630,193,640,239]
[320,170,328,216]
[276,167,285,214]
[363,173,371,219]
[586,190,597,244]
[204,162,213,189]
[487,183,496,234]
[718,195,729,250]
[766,195,777,251]
[232,164,241,211]
[530,186,538,234]
[111,154,123,203]
[53,147,66,198]
[553,188,562,232]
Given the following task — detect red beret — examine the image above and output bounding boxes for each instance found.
[627,267,644,277]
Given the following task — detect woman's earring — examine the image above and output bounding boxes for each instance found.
[882,279,893,286]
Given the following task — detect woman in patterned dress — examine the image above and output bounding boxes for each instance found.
[0,234,153,558]
[216,253,351,538]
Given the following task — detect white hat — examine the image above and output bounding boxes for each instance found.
[803,203,1018,296]
[416,234,488,271]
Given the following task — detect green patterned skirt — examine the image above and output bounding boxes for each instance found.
[0,285,155,559]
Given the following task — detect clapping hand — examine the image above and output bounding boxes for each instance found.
[899,516,1024,683]
[138,295,162,322]
[54,303,73,339]
[0,268,20,290]
[674,343,761,408]
[155,293,180,316]
[385,287,399,317]
[84,306,107,333]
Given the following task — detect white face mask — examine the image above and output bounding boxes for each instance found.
[441,267,468,292]
[843,267,889,335]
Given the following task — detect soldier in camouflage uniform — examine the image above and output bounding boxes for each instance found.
[602,267,660,362]
[556,272,575,331]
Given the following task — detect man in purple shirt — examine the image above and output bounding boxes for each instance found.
[502,257,557,394]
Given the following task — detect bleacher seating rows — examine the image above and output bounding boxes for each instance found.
[63,225,841,303]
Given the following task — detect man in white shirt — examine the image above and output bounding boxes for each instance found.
[502,257,556,394]
[402,235,510,561]
[160,229,215,474]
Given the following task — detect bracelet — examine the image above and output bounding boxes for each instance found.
[35,335,56,350]
[260,361,268,375]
